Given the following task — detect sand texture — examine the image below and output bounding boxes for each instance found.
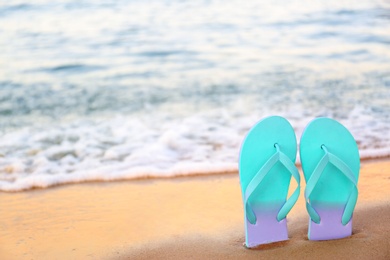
[1,160,389,259]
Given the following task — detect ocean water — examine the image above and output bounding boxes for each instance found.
[0,0,390,191]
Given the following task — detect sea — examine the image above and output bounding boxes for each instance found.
[0,0,389,191]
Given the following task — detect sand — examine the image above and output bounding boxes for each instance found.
[0,160,389,259]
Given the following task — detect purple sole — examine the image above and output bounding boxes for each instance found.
[309,205,352,241]
[245,206,288,248]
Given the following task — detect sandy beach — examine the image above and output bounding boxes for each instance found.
[1,159,389,259]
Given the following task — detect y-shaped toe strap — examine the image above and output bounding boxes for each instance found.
[244,144,300,225]
[305,145,358,225]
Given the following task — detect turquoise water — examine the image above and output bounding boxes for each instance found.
[0,0,389,191]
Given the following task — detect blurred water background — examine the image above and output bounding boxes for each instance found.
[0,0,390,191]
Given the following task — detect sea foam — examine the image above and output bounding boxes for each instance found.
[0,107,389,191]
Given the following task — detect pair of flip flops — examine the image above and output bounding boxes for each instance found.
[239,116,360,248]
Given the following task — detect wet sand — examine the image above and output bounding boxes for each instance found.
[1,160,389,259]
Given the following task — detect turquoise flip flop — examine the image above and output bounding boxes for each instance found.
[239,116,300,248]
[300,118,360,240]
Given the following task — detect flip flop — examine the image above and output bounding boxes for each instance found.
[300,118,360,240]
[239,116,300,248]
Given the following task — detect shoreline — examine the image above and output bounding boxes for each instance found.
[1,156,389,193]
[0,159,389,259]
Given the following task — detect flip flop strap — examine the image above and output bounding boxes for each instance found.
[244,144,300,225]
[305,145,358,225]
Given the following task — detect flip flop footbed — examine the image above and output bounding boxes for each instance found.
[300,118,360,240]
[239,116,297,247]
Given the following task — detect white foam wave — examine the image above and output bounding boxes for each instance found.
[0,107,389,191]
